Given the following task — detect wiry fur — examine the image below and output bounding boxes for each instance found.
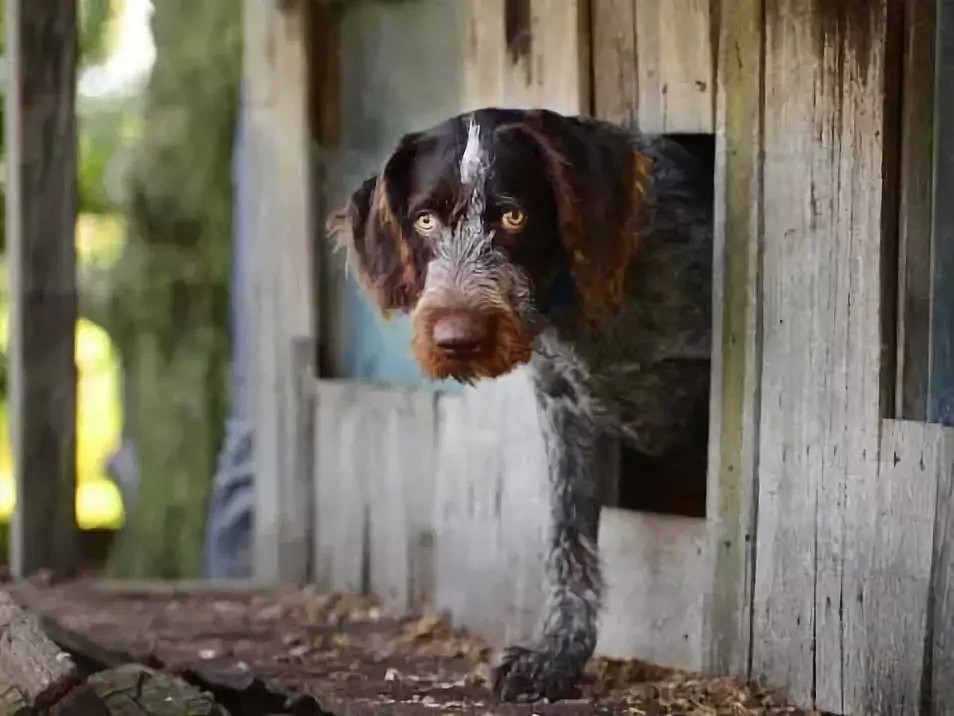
[331,108,712,703]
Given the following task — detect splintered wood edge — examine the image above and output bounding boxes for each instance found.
[0,591,81,708]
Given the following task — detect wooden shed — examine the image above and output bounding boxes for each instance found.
[239,0,954,712]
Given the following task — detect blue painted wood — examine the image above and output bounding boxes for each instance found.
[931,0,954,426]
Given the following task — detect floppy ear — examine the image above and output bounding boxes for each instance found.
[328,133,431,313]
[497,113,653,309]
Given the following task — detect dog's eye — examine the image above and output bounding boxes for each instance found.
[413,211,440,235]
[500,208,527,231]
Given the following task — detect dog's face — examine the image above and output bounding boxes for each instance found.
[332,108,652,383]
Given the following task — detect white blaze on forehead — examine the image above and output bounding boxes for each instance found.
[459,117,484,185]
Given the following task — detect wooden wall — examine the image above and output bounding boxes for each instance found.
[249,0,954,712]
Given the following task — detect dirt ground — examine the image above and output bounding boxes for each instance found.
[5,577,812,715]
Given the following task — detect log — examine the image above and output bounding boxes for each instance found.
[0,591,81,709]
[54,664,225,715]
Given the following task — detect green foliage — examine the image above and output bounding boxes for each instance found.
[107,0,240,577]
[78,97,137,215]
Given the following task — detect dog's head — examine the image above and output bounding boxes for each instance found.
[331,108,653,383]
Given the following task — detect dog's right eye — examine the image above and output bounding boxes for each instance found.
[413,211,440,236]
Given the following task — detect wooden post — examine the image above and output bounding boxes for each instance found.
[243,0,316,582]
[930,0,954,426]
[5,0,79,577]
[704,0,764,678]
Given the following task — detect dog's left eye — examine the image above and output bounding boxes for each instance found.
[413,211,440,235]
[500,208,527,231]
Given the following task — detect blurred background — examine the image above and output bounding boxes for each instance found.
[0,0,240,576]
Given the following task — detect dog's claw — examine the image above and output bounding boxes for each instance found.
[492,645,583,703]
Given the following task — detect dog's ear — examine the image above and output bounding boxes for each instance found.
[497,112,653,310]
[328,132,430,313]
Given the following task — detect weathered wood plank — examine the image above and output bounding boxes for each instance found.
[596,508,707,670]
[704,0,763,678]
[591,0,639,128]
[930,425,954,714]
[754,2,892,711]
[312,380,438,614]
[0,591,80,709]
[930,0,954,426]
[634,0,713,134]
[462,0,588,114]
[894,0,936,420]
[862,420,939,715]
[244,0,317,582]
[5,0,80,578]
[433,370,550,645]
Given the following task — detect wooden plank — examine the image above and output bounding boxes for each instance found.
[0,591,80,709]
[862,420,939,715]
[590,0,639,128]
[312,380,438,615]
[703,0,763,678]
[596,508,707,670]
[462,0,588,114]
[433,370,550,645]
[930,424,954,714]
[894,0,936,420]
[313,382,367,596]
[634,0,713,134]
[754,2,892,711]
[930,0,954,426]
[5,0,80,578]
[244,0,317,582]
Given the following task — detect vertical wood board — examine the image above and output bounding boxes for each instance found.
[591,0,714,133]
[754,2,891,711]
[635,0,713,133]
[894,0,936,421]
[433,369,550,645]
[244,0,317,582]
[704,0,764,678]
[929,423,954,713]
[864,420,940,715]
[930,0,954,426]
[312,380,438,614]
[6,0,79,578]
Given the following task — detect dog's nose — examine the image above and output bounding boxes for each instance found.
[432,310,490,355]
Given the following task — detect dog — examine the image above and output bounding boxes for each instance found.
[331,107,712,702]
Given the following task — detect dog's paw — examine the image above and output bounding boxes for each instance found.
[491,645,583,703]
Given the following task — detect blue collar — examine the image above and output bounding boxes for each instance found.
[539,270,577,314]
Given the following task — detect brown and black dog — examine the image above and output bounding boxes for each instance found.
[332,108,712,703]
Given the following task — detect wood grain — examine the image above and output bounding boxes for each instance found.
[754,1,891,711]
[634,0,713,133]
[864,420,939,715]
[0,591,80,709]
[929,424,954,714]
[243,0,318,582]
[590,0,639,128]
[930,0,954,426]
[894,0,936,420]
[704,0,763,679]
[312,380,438,615]
[5,0,79,578]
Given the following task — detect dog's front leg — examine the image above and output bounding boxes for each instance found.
[493,369,604,703]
